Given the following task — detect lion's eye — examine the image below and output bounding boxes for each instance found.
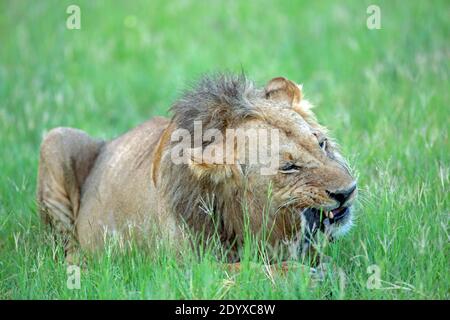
[279,163,301,174]
[319,138,327,152]
[313,132,327,153]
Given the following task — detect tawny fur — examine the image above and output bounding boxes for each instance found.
[37,74,356,263]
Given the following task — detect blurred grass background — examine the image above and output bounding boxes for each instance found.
[0,0,448,299]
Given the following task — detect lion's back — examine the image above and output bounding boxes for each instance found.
[76,116,170,249]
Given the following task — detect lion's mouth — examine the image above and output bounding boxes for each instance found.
[326,206,350,223]
[302,206,351,240]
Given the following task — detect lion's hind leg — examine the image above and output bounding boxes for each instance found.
[37,127,103,263]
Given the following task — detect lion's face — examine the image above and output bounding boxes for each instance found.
[170,75,357,245]
[235,77,357,239]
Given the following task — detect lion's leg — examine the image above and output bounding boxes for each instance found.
[37,127,103,263]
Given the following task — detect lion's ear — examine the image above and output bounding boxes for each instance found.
[265,77,302,107]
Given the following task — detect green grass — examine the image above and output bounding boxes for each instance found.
[0,0,448,299]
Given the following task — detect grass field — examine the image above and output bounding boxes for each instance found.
[0,0,448,299]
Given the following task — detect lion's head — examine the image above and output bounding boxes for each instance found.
[161,74,357,259]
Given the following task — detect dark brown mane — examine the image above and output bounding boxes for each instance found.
[170,73,262,134]
[160,74,300,261]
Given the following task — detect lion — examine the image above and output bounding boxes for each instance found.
[37,74,357,265]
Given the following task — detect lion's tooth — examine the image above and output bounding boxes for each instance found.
[329,211,334,219]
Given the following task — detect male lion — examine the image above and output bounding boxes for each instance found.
[37,74,357,264]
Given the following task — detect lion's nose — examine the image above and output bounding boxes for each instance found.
[327,182,357,207]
